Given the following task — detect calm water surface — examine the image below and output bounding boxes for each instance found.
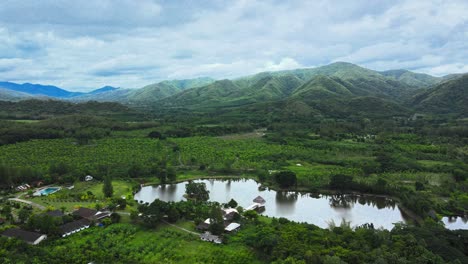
[442,216,468,230]
[135,179,413,229]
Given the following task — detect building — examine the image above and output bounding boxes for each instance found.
[85,175,93,181]
[222,208,239,221]
[60,219,91,237]
[224,222,241,233]
[253,196,266,204]
[200,232,222,244]
[45,209,65,218]
[72,207,111,221]
[246,203,265,212]
[196,222,210,231]
[1,228,47,245]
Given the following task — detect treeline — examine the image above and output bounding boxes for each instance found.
[0,99,145,120]
[239,217,468,263]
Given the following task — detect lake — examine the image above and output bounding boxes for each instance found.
[134,178,415,229]
[442,216,468,230]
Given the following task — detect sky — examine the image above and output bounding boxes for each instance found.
[0,0,467,91]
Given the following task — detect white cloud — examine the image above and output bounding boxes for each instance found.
[0,0,466,91]
[261,58,303,72]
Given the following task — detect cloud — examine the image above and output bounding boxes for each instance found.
[0,0,466,90]
[261,58,302,72]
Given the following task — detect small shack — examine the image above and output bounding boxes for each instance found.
[253,196,266,204]
[85,175,93,181]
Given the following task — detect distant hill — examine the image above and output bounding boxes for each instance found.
[379,69,441,87]
[0,99,145,120]
[0,82,84,98]
[0,88,36,101]
[1,62,465,119]
[410,74,468,116]
[159,62,421,110]
[88,86,119,94]
[126,77,214,104]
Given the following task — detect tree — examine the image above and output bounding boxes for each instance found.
[110,213,121,223]
[1,205,12,221]
[274,171,297,188]
[167,207,180,223]
[185,182,210,202]
[148,131,163,139]
[415,181,425,191]
[209,205,224,235]
[227,198,238,208]
[329,174,354,190]
[167,167,177,182]
[18,208,31,223]
[103,174,114,198]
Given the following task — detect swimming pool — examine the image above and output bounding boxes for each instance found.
[33,187,61,196]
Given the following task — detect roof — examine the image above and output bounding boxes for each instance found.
[253,196,266,204]
[196,222,210,230]
[94,211,111,220]
[73,207,98,219]
[60,219,91,234]
[223,211,237,221]
[200,232,222,244]
[225,223,241,232]
[73,208,111,221]
[2,228,44,243]
[45,210,64,217]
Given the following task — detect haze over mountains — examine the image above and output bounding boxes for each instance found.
[0,62,466,117]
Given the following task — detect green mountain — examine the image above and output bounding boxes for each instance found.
[70,77,215,104]
[291,75,353,101]
[410,74,468,116]
[0,88,35,101]
[159,62,422,110]
[380,69,441,87]
[127,77,214,103]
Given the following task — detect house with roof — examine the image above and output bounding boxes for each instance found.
[1,228,47,245]
[45,209,65,218]
[253,196,266,204]
[225,222,241,233]
[222,208,239,221]
[200,232,222,244]
[60,219,91,237]
[72,207,111,222]
[196,221,210,231]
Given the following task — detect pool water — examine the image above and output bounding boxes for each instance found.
[34,187,61,196]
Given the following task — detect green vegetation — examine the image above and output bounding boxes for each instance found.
[0,223,260,264]
[0,62,467,263]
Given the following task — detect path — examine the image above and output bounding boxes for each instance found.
[162,220,199,236]
[9,198,46,210]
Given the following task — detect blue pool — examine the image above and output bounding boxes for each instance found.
[34,187,61,196]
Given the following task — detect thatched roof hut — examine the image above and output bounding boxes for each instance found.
[253,196,266,204]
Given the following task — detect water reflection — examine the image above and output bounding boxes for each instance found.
[442,216,468,230]
[134,179,409,229]
[328,194,354,209]
[275,191,298,215]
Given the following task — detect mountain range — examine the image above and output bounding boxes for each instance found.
[0,62,466,117]
[0,82,119,100]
